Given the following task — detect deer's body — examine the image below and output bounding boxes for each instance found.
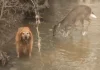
[53,5,97,36]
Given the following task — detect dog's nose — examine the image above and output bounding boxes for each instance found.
[24,36,28,39]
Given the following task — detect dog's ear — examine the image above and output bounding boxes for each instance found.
[15,31,19,42]
[19,32,23,41]
[15,28,23,42]
[29,30,33,39]
[29,30,32,37]
[28,31,33,45]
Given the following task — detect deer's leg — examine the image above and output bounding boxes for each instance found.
[86,18,91,31]
[64,25,71,37]
[53,24,58,36]
[65,25,74,40]
[80,19,86,36]
[69,27,73,39]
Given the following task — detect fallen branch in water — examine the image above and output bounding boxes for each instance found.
[35,12,41,52]
[31,0,41,52]
[0,0,5,19]
[35,8,41,53]
[36,20,41,52]
[0,50,10,66]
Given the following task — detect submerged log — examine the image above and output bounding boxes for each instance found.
[0,50,9,66]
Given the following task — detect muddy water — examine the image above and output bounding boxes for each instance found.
[0,0,100,70]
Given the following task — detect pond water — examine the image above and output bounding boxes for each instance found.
[0,0,100,70]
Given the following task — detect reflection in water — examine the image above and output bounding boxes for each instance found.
[51,35,96,70]
[54,35,90,60]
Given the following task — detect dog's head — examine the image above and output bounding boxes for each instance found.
[18,27,32,43]
[21,31,31,40]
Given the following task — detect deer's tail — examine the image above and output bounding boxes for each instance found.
[90,12,97,18]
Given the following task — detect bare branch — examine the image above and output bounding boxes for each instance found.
[0,0,5,19]
[31,0,41,52]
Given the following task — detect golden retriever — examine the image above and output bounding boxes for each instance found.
[15,27,33,58]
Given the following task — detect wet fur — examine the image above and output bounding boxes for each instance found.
[15,27,33,58]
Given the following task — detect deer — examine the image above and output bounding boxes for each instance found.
[53,5,97,37]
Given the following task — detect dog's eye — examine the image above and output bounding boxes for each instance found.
[27,33,29,34]
[22,32,24,34]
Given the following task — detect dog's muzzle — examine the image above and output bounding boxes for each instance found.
[21,32,31,43]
